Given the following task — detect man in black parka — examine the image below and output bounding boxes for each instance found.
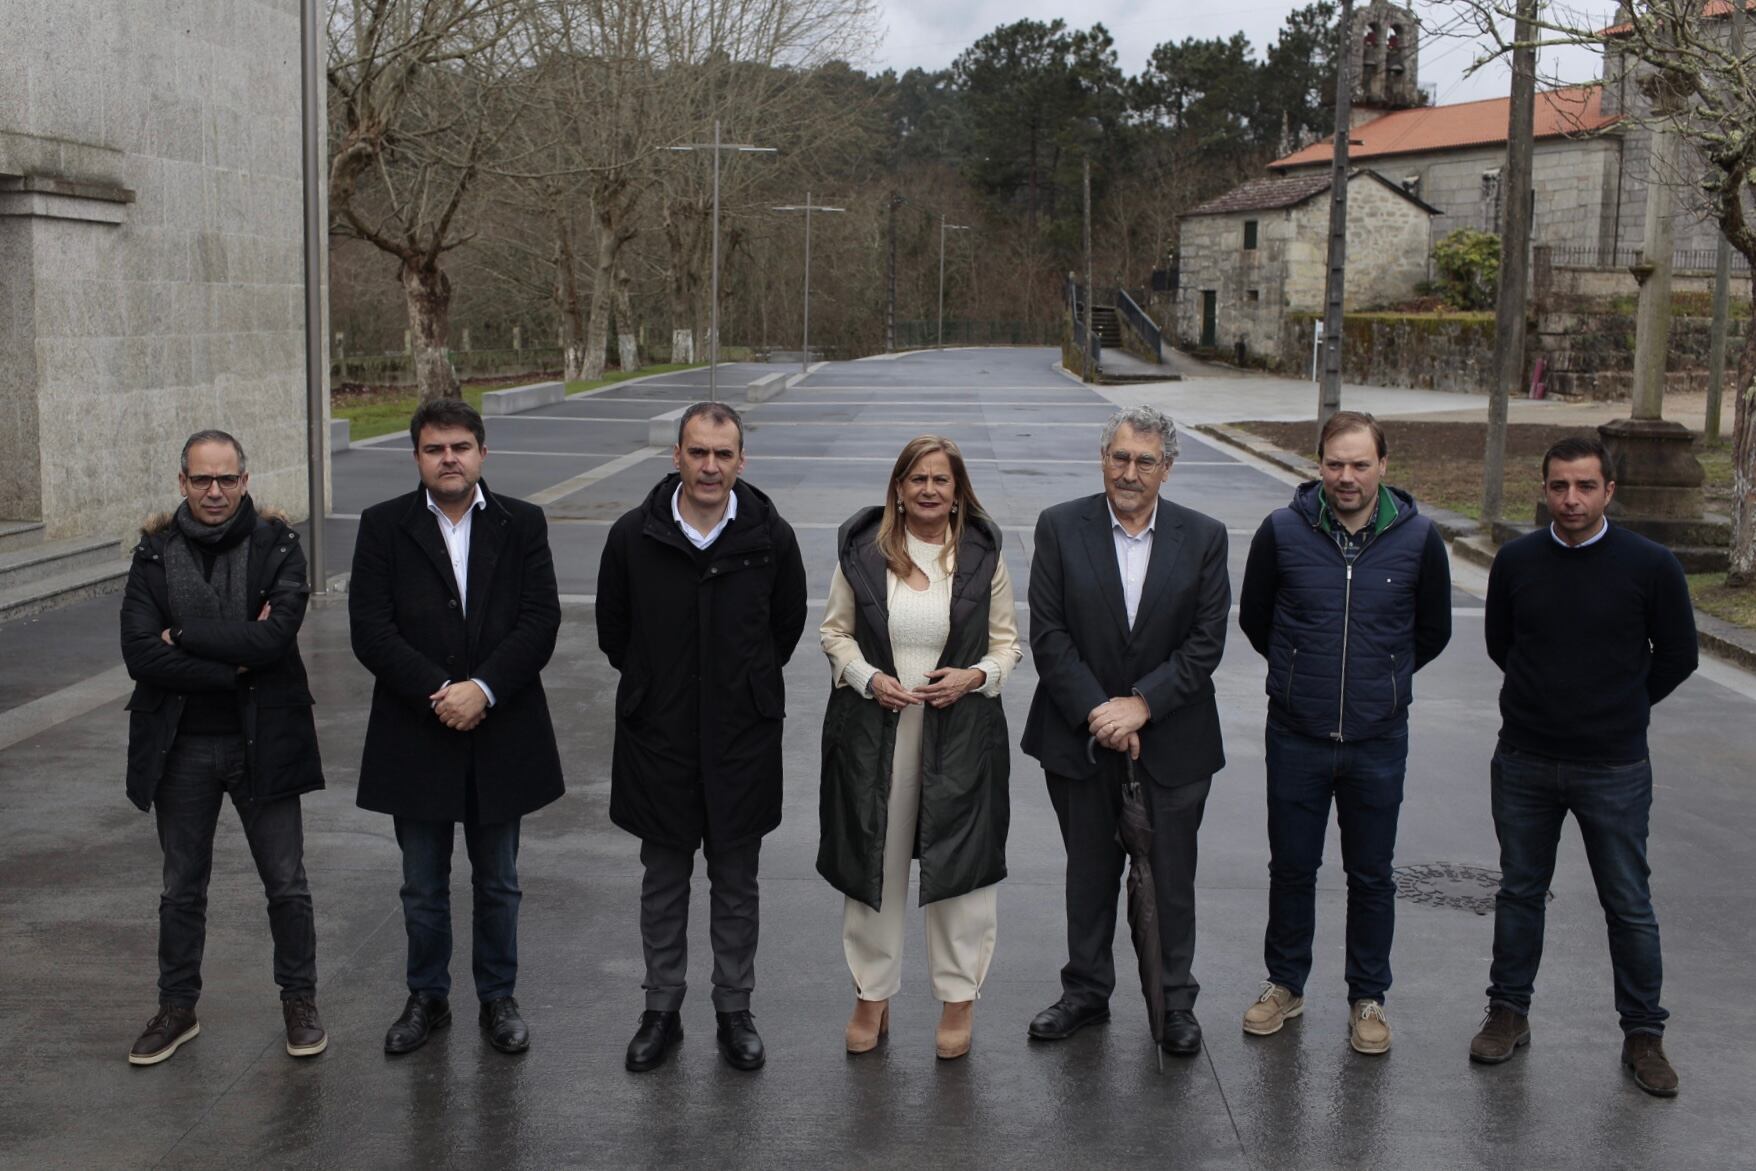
[351,400,563,1057]
[597,401,807,1074]
[119,429,325,1066]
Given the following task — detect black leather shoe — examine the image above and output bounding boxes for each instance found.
[1028,997,1111,1041]
[479,996,529,1054]
[384,993,451,1055]
[625,1010,683,1072]
[1161,1009,1203,1057]
[715,1010,765,1071]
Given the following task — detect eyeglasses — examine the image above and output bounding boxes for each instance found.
[186,474,244,491]
[1105,451,1163,474]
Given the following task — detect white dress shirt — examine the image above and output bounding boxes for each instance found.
[1107,498,1158,629]
[426,485,495,706]
[672,484,738,549]
[1549,517,1609,548]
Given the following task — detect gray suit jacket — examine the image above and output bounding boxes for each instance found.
[1020,492,1230,786]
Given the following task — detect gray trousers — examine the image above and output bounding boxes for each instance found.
[639,837,760,1012]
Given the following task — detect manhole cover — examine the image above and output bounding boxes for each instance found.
[1393,862,1539,916]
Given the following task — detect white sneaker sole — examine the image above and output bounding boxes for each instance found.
[287,1034,328,1058]
[128,1021,200,1065]
[1242,1000,1304,1036]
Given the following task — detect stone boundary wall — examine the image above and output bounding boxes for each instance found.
[1275,312,1496,392]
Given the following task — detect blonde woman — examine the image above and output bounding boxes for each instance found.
[817,435,1022,1060]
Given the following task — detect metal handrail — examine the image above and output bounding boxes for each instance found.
[1115,288,1165,362]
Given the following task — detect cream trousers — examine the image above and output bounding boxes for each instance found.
[842,703,997,1003]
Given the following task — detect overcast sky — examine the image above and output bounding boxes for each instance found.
[868,0,1613,108]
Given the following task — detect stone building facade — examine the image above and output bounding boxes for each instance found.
[1176,172,1435,363]
[1271,85,1627,259]
[0,0,313,540]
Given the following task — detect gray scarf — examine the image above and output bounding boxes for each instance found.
[163,498,254,626]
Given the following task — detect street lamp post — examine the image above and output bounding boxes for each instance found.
[772,192,846,376]
[937,215,969,349]
[670,120,776,400]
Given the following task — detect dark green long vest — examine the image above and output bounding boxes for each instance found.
[816,507,1011,911]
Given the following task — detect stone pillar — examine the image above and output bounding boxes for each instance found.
[1590,73,1728,571]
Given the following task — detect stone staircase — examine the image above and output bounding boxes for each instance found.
[0,520,132,622]
[1089,305,1124,350]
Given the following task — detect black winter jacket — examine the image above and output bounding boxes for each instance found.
[120,506,324,810]
[816,509,1012,910]
[1238,481,1452,742]
[597,476,808,850]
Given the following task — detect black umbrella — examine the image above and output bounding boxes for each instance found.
[1092,738,1165,1071]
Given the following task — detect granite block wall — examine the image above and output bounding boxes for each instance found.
[0,0,314,540]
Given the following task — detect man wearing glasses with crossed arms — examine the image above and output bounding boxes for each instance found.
[119,430,326,1065]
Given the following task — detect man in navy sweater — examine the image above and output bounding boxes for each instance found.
[1238,412,1452,1055]
[1471,435,1697,1097]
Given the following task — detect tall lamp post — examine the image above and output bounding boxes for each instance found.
[937,215,970,349]
[670,120,776,400]
[299,0,327,590]
[772,193,845,376]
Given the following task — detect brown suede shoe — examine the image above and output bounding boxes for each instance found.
[129,1004,200,1066]
[936,1000,973,1060]
[1622,1033,1679,1098]
[283,997,328,1058]
[1469,1004,1531,1064]
[846,998,890,1054]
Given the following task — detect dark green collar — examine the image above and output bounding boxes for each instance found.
[1317,484,1397,537]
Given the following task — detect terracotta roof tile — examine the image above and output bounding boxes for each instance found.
[1270,84,1618,170]
[1605,0,1754,36]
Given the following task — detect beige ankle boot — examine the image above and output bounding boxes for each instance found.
[846,998,890,1054]
[936,1001,973,1060]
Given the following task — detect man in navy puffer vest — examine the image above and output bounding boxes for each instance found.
[1237,412,1452,1055]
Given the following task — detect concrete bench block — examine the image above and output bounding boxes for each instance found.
[329,418,350,453]
[648,408,685,448]
[746,373,785,403]
[480,380,565,416]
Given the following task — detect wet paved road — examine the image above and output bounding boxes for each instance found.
[3,348,1755,1168]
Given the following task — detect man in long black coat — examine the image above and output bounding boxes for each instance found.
[1021,406,1230,1059]
[597,401,807,1074]
[350,399,562,1056]
[119,429,326,1066]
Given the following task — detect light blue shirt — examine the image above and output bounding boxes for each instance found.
[1107,498,1158,629]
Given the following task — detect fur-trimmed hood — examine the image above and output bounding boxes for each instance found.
[139,502,289,539]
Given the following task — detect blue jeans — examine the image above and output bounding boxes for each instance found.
[1263,721,1407,1003]
[394,811,522,1003]
[1487,743,1666,1035]
[154,734,316,1007]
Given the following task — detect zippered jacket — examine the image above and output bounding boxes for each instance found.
[120,506,323,810]
[1239,481,1452,743]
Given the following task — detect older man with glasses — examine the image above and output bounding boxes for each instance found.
[1021,406,1231,1059]
[119,430,326,1065]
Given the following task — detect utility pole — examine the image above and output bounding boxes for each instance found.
[1083,156,1094,382]
[772,193,846,375]
[1318,0,1356,433]
[1707,0,1746,446]
[669,121,776,400]
[937,215,970,348]
[1482,0,1539,527]
[886,192,899,354]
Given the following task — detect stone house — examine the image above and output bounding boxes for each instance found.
[1176,171,1436,362]
[1,1,313,542]
[1269,85,1627,259]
